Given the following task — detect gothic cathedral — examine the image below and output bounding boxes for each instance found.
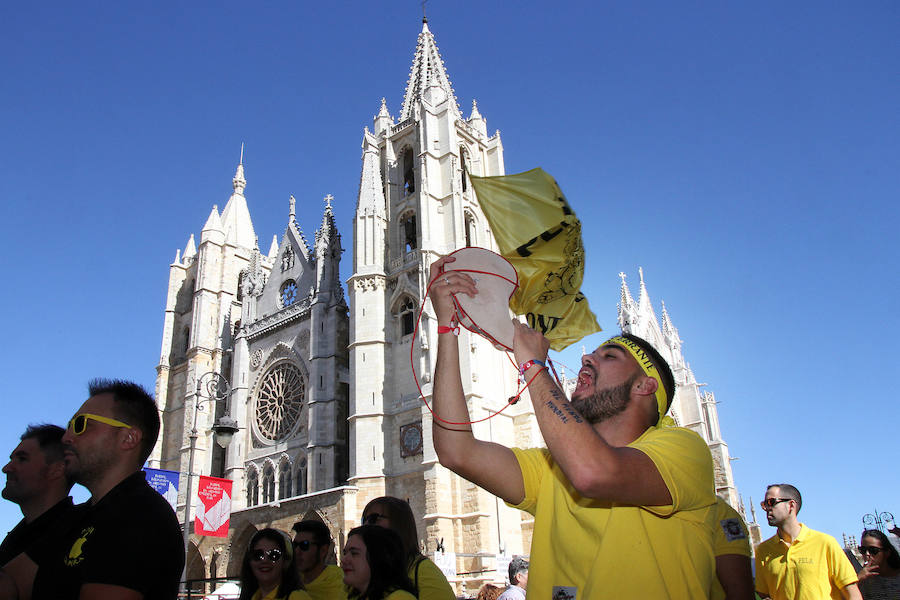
[151,19,740,593]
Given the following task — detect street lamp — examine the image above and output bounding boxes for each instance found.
[181,371,240,591]
[862,510,895,533]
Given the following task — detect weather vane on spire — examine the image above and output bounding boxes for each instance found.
[422,0,428,23]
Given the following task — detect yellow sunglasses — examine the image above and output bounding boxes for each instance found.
[68,413,133,435]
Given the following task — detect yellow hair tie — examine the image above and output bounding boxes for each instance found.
[601,336,669,425]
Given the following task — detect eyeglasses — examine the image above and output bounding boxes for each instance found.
[250,548,283,562]
[68,413,133,436]
[362,513,387,526]
[859,546,884,556]
[760,498,792,510]
[293,540,318,551]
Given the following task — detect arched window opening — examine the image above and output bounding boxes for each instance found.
[296,458,308,496]
[459,146,469,194]
[399,297,416,337]
[182,327,191,355]
[464,212,477,248]
[402,148,415,195]
[246,469,259,507]
[400,213,417,253]
[279,462,292,499]
[262,465,275,503]
[236,272,245,302]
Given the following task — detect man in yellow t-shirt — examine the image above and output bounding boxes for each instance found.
[754,484,860,600]
[711,497,754,600]
[428,257,717,600]
[292,520,347,600]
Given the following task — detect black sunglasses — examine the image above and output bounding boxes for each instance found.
[293,540,317,551]
[250,548,283,562]
[362,512,387,526]
[859,546,884,556]
[760,498,792,509]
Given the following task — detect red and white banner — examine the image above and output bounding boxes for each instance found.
[195,475,232,537]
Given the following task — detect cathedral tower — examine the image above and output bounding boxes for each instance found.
[348,19,537,572]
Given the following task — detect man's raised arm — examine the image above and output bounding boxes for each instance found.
[429,256,525,505]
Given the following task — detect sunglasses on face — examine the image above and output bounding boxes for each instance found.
[293,540,317,552]
[760,498,792,510]
[362,513,387,526]
[859,546,884,556]
[250,548,283,562]
[68,413,133,436]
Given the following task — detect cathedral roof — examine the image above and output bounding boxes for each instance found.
[400,20,461,121]
[220,154,257,250]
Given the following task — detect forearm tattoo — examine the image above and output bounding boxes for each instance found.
[545,388,584,424]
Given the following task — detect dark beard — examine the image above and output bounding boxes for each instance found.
[570,375,636,425]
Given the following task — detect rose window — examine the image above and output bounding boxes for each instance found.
[255,362,305,441]
[280,280,298,307]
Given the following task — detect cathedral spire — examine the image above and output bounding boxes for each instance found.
[267,234,278,260]
[220,148,256,249]
[233,143,246,194]
[183,233,197,259]
[400,19,460,121]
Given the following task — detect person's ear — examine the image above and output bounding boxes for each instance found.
[121,427,143,452]
[634,375,659,398]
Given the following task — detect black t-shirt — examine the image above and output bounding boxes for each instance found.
[28,472,185,599]
[0,497,79,566]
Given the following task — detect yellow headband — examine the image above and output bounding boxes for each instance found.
[601,336,669,422]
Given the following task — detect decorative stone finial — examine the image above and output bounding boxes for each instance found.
[289,195,296,220]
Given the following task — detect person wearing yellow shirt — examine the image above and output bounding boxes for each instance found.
[755,484,861,600]
[711,497,754,600]
[342,525,417,600]
[238,528,312,600]
[429,255,718,600]
[292,520,347,600]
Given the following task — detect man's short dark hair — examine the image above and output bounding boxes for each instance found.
[291,520,331,547]
[508,556,529,586]
[88,378,160,465]
[767,483,802,513]
[21,424,66,463]
[621,333,676,423]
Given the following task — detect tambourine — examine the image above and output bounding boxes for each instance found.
[440,247,519,351]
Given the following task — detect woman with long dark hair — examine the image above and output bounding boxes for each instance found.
[856,529,900,599]
[361,496,455,600]
[239,528,311,600]
[342,525,416,600]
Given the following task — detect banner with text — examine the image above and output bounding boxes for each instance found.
[143,468,179,512]
[195,475,233,537]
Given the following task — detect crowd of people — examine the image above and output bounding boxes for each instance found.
[0,258,896,599]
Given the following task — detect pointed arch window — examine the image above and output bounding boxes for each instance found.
[400,213,417,254]
[262,465,275,503]
[402,148,415,195]
[246,468,259,507]
[464,212,477,248]
[459,146,469,194]
[279,461,293,499]
[296,457,308,496]
[397,297,416,337]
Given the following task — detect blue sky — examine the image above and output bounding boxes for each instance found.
[2,1,898,546]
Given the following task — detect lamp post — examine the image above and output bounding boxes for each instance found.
[181,371,240,591]
[862,510,895,533]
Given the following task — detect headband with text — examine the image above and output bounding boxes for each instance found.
[601,336,669,422]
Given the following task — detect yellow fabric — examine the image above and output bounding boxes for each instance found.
[384,590,417,600]
[469,168,601,350]
[754,524,858,600]
[509,426,717,599]
[601,335,668,421]
[408,557,456,600]
[305,564,347,600]
[710,497,752,600]
[250,588,313,600]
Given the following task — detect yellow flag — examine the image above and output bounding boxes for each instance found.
[470,167,602,351]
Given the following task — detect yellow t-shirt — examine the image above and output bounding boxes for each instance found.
[408,556,455,600]
[710,497,752,600]
[251,588,313,600]
[304,564,347,600]
[754,524,858,600]
[384,590,417,600]
[510,426,717,600]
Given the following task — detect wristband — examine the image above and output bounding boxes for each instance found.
[437,322,460,335]
[518,359,546,377]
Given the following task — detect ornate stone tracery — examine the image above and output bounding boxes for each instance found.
[255,362,306,441]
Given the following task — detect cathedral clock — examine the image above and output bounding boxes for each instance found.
[399,422,423,457]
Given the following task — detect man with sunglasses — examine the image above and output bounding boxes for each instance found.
[755,484,861,600]
[291,520,346,600]
[430,257,718,599]
[0,425,80,567]
[0,378,185,600]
